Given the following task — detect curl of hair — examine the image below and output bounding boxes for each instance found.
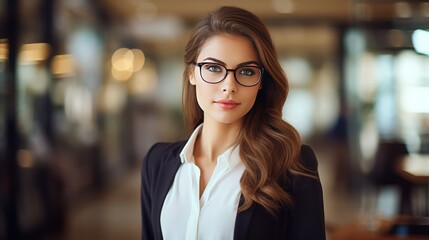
[183,6,309,216]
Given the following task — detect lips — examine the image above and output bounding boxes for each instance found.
[214,99,240,110]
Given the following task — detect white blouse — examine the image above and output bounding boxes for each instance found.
[160,125,245,240]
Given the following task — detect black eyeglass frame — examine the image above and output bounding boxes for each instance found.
[193,62,264,87]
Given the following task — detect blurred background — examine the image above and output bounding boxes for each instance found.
[1,0,429,239]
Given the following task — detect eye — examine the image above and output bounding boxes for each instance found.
[204,64,223,72]
[239,67,256,76]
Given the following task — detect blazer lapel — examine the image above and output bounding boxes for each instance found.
[233,195,255,240]
[152,146,183,239]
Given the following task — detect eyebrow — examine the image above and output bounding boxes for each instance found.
[202,57,260,67]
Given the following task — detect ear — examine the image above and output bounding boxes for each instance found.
[189,72,196,85]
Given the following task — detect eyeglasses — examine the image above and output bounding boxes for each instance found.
[194,62,264,87]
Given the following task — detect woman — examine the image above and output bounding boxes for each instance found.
[141,6,325,240]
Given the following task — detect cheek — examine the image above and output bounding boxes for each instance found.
[247,90,261,113]
[194,83,213,107]
[246,89,260,105]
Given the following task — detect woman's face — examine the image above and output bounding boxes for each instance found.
[190,34,261,127]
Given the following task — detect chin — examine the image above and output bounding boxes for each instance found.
[213,116,245,125]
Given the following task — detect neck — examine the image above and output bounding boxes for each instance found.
[195,120,242,162]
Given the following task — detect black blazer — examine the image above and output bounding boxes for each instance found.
[141,141,326,240]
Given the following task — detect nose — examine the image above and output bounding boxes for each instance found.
[221,71,237,93]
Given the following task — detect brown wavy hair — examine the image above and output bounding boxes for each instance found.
[182,6,307,215]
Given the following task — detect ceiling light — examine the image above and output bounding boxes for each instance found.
[412,29,429,55]
[51,54,76,77]
[137,2,157,21]
[0,40,8,61]
[395,2,412,18]
[272,0,295,14]
[18,43,50,64]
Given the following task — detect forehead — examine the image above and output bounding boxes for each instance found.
[197,34,258,64]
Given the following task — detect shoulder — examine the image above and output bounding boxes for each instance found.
[287,145,326,239]
[146,140,187,158]
[288,144,320,190]
[299,144,318,172]
[142,140,187,174]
